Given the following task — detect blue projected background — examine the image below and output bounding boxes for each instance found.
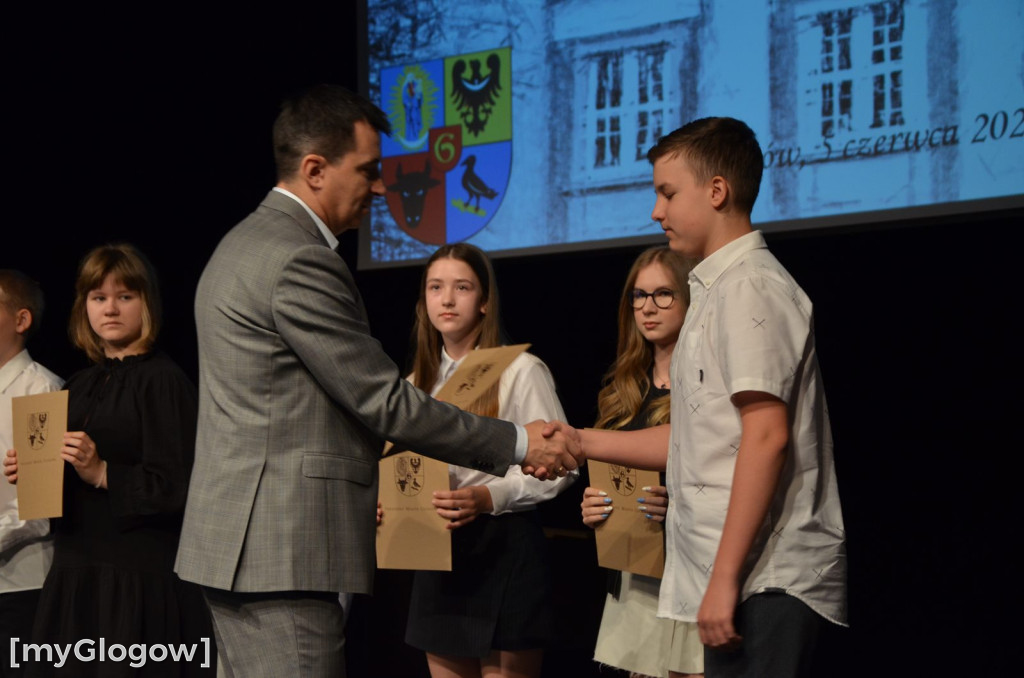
[359,0,1024,268]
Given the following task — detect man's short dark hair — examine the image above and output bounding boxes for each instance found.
[647,117,764,215]
[0,269,45,342]
[272,84,392,182]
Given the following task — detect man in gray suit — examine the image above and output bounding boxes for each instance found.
[174,84,581,676]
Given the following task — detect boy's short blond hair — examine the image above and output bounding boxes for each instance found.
[647,117,764,215]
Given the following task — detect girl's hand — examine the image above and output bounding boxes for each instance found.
[637,485,669,522]
[581,486,614,527]
[432,486,492,530]
[3,449,18,484]
[376,500,383,526]
[62,432,107,489]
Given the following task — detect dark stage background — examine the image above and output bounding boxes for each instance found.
[4,8,1016,677]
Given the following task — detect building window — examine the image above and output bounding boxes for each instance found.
[582,42,674,183]
[870,0,905,127]
[635,48,666,161]
[804,1,908,141]
[594,52,623,168]
[818,9,854,137]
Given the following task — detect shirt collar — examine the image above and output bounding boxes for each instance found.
[690,230,767,290]
[271,187,339,251]
[0,349,33,394]
[438,347,465,384]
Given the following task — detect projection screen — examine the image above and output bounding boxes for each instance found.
[359,0,1023,268]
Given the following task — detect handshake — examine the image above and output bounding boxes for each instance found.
[520,420,584,480]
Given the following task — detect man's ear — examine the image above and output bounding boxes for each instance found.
[709,175,729,209]
[14,308,32,335]
[299,154,330,188]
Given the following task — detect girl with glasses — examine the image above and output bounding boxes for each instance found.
[581,246,703,678]
[400,243,574,678]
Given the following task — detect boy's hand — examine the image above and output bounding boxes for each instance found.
[697,574,742,650]
[3,449,18,484]
[698,391,787,651]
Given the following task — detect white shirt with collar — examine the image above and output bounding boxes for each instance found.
[271,187,531,464]
[660,230,847,626]
[1,349,63,593]
[429,348,575,513]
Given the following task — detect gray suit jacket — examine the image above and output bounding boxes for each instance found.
[174,190,517,594]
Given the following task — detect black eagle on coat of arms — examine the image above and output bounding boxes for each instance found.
[450,53,502,137]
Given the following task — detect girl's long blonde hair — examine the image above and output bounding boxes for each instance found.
[595,247,696,430]
[410,243,505,418]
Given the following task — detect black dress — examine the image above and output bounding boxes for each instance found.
[28,352,214,677]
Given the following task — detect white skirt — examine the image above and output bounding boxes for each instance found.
[593,571,704,677]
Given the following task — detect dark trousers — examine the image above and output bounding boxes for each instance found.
[1,589,41,678]
[704,592,825,678]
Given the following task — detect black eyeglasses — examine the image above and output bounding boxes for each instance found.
[630,288,676,309]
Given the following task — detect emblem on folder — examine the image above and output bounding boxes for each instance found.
[28,412,50,450]
[394,455,425,496]
[608,465,637,496]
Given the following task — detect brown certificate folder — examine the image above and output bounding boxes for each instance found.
[12,390,68,520]
[376,452,453,571]
[587,459,665,578]
[376,344,530,571]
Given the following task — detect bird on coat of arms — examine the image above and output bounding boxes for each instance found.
[457,155,498,216]
[450,53,502,137]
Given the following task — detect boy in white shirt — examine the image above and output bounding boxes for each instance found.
[580,118,846,678]
[0,270,63,676]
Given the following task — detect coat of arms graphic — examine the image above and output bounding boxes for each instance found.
[394,455,425,497]
[608,464,637,496]
[27,411,49,450]
[380,46,512,245]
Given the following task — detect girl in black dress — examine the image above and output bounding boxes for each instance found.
[5,244,213,677]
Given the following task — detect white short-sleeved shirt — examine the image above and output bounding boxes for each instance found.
[660,231,847,626]
[1,349,64,593]
[429,349,575,514]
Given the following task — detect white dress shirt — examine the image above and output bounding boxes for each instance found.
[429,349,575,513]
[1,349,63,593]
[660,231,847,626]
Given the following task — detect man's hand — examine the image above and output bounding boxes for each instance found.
[521,420,582,480]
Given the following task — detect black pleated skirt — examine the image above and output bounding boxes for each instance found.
[405,511,553,657]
